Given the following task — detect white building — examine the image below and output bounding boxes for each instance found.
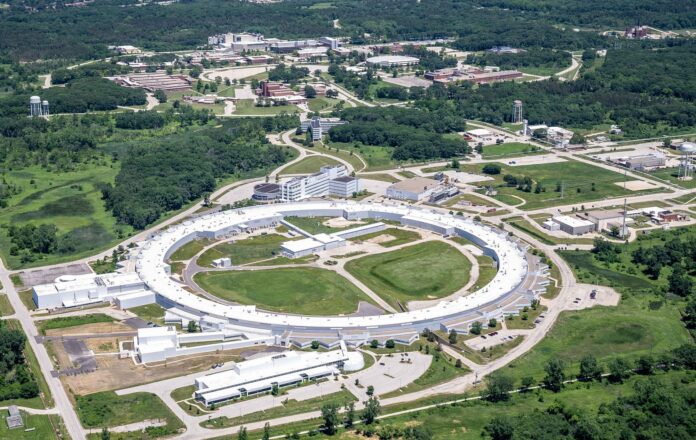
[281,222,386,258]
[329,176,360,198]
[547,126,575,147]
[319,36,340,50]
[32,272,150,309]
[280,165,359,201]
[300,116,347,141]
[387,177,442,201]
[366,55,419,68]
[211,257,232,268]
[550,215,595,235]
[194,341,363,406]
[465,128,495,144]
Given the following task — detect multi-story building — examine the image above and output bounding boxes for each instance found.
[299,116,347,141]
[280,165,357,201]
[329,176,360,197]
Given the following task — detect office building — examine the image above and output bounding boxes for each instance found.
[299,116,347,141]
[578,210,626,232]
[329,176,360,198]
[386,177,441,201]
[32,272,150,309]
[618,153,666,171]
[280,165,357,201]
[366,55,419,68]
[252,183,281,202]
[319,36,340,50]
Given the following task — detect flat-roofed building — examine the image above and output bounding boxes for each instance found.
[33,272,149,310]
[300,116,347,141]
[6,406,22,429]
[281,222,385,258]
[387,177,441,201]
[462,70,522,84]
[622,153,666,171]
[366,55,419,68]
[252,183,281,202]
[280,165,357,201]
[465,128,495,143]
[329,176,360,198]
[551,215,595,235]
[194,341,362,406]
[578,210,625,232]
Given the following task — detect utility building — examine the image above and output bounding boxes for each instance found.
[387,177,441,201]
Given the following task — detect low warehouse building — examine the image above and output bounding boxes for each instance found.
[551,215,595,235]
[366,55,419,68]
[33,272,149,309]
[387,177,441,201]
[252,183,281,202]
[579,210,625,232]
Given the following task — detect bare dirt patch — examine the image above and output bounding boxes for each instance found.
[322,217,366,228]
[615,180,658,191]
[365,234,396,244]
[45,321,133,337]
[85,337,119,354]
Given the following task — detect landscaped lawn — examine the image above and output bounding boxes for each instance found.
[356,173,399,183]
[234,99,298,116]
[0,162,134,269]
[345,241,472,309]
[77,391,184,436]
[328,142,396,170]
[460,159,666,210]
[307,97,341,112]
[284,216,375,235]
[196,233,289,267]
[280,155,341,174]
[194,267,375,315]
[314,144,365,171]
[648,167,696,188]
[481,142,544,159]
[127,303,166,325]
[0,294,15,316]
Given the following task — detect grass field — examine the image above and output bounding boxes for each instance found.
[350,227,421,248]
[37,314,113,335]
[169,238,213,261]
[0,162,134,269]
[194,267,375,315]
[197,234,288,267]
[280,155,341,174]
[202,389,356,429]
[356,173,399,183]
[460,159,665,210]
[470,255,498,291]
[345,241,472,310]
[481,142,544,159]
[127,303,166,325]
[234,99,298,116]
[0,411,67,439]
[307,97,341,112]
[315,144,365,171]
[284,216,375,235]
[328,142,396,170]
[648,167,696,188]
[0,294,15,316]
[77,391,184,437]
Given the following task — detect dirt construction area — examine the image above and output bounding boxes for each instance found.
[615,180,660,191]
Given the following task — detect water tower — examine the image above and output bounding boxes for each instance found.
[511,100,523,123]
[29,96,42,117]
[678,142,695,181]
[41,100,49,116]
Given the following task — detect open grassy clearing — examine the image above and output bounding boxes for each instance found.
[0,162,134,269]
[0,411,67,440]
[280,155,341,174]
[126,303,166,325]
[307,97,341,112]
[647,167,696,188]
[345,241,472,310]
[77,391,184,438]
[314,144,365,171]
[460,159,666,210]
[37,314,113,335]
[284,216,376,235]
[443,193,500,208]
[195,267,376,315]
[0,294,15,316]
[349,227,421,248]
[169,238,213,261]
[470,255,498,291]
[461,335,525,365]
[328,142,397,170]
[197,233,289,267]
[357,173,399,183]
[481,142,545,159]
[234,99,298,116]
[202,389,357,429]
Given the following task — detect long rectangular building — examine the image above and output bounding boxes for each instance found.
[281,165,359,201]
[33,272,148,309]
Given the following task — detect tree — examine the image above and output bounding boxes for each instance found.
[635,355,654,375]
[262,422,271,440]
[361,396,381,425]
[370,339,379,348]
[682,299,696,330]
[484,416,514,440]
[366,385,374,396]
[488,318,497,328]
[470,321,482,335]
[344,401,355,428]
[579,354,602,381]
[669,264,693,297]
[321,403,340,435]
[385,339,395,349]
[608,358,631,382]
[543,358,565,392]
[187,321,197,333]
[237,426,248,440]
[304,85,317,98]
[455,359,462,368]
[101,428,110,440]
[271,383,279,396]
[311,340,320,350]
[520,376,535,390]
[482,163,501,175]
[484,372,514,402]
[448,329,458,344]
[451,158,460,169]
[153,89,167,103]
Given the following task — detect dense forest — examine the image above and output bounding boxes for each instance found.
[329,107,469,161]
[100,119,296,229]
[4,0,693,61]
[0,321,39,402]
[415,41,696,137]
